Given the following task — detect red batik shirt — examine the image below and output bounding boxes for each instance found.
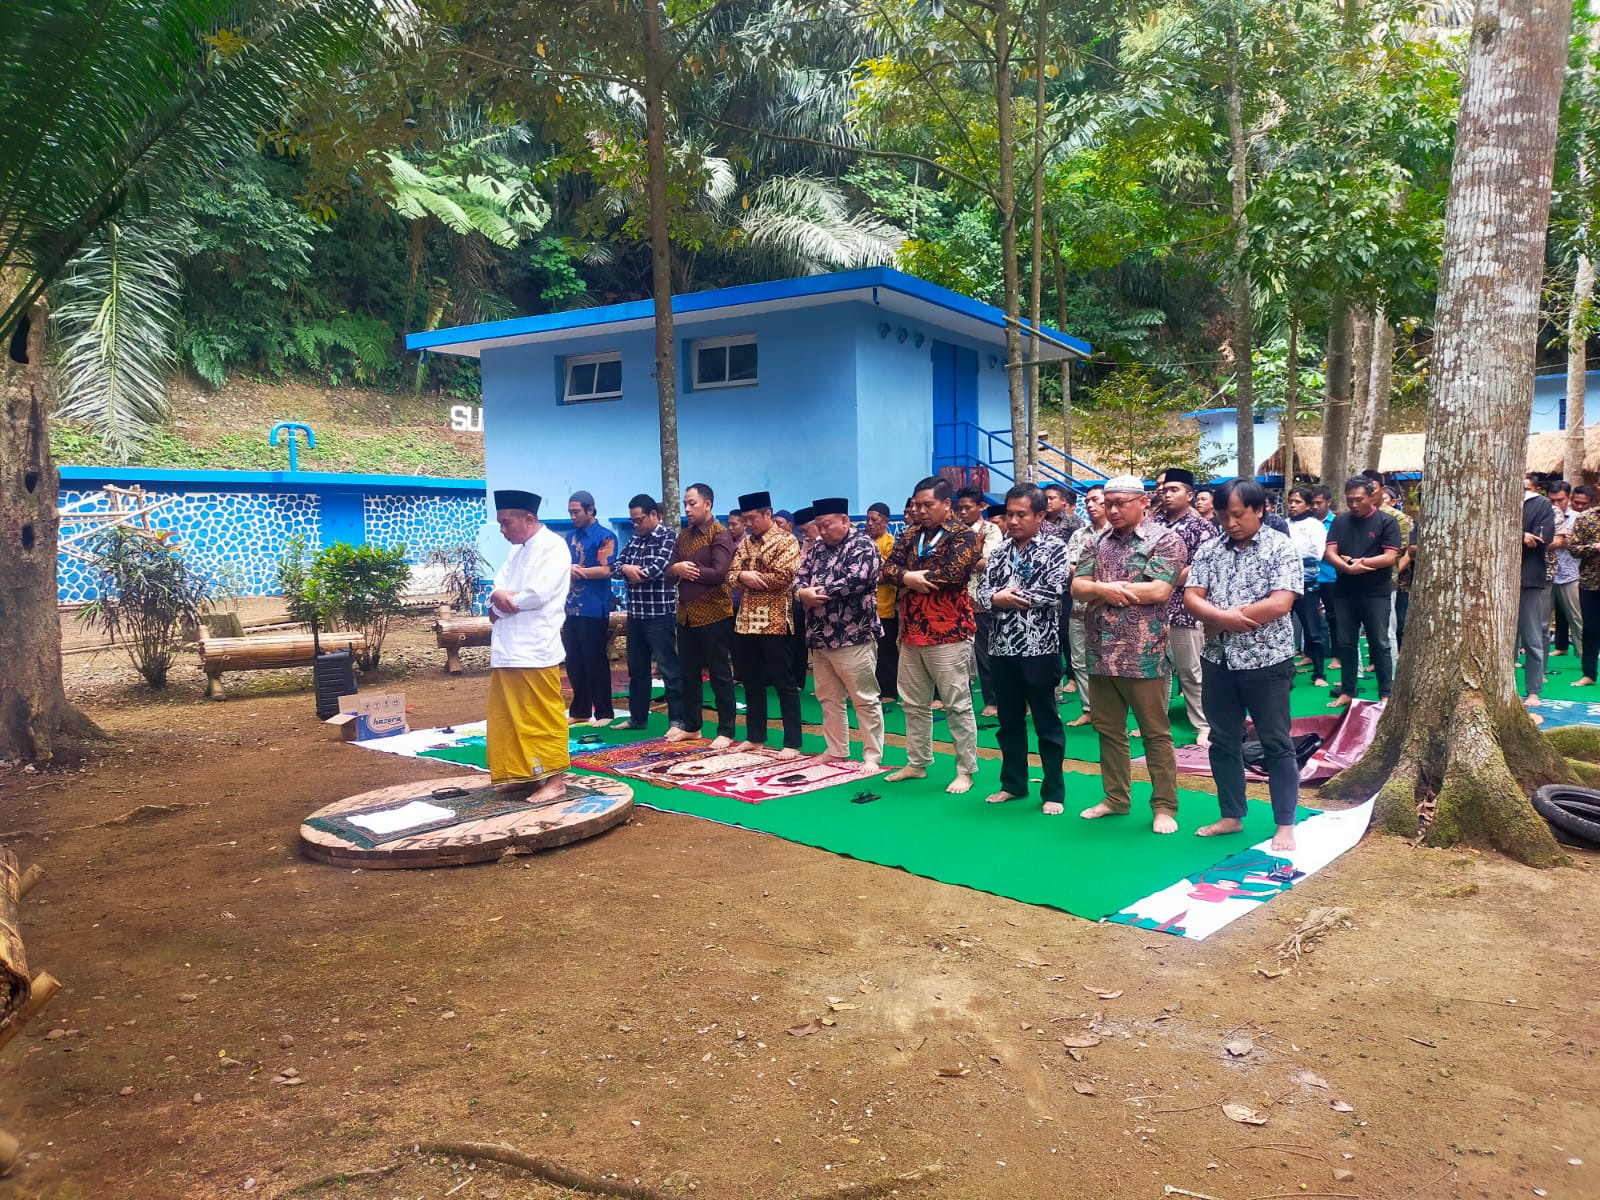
[880,518,980,646]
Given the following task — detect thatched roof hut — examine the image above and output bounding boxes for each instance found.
[1525,426,1600,475]
[1260,430,1596,480]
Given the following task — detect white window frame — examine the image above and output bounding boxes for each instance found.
[691,333,758,390]
[563,351,624,403]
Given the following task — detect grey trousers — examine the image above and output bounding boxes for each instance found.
[899,641,979,773]
[1553,579,1584,659]
[1519,586,1551,696]
[1068,617,1091,712]
[811,641,885,765]
[1167,625,1210,742]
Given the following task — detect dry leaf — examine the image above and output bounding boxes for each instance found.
[821,1017,836,1027]
[1222,1103,1268,1125]
[934,1064,970,1078]
[1163,1001,1182,1013]
[786,1020,822,1037]
[828,1001,858,1012]
[1256,966,1290,979]
[826,996,844,1005]
[1072,1081,1097,1096]
[1329,1099,1355,1112]
[1059,1034,1102,1048]
[1080,985,1125,999]
[1293,1070,1330,1089]
[1066,1048,1085,1063]
[1223,1038,1254,1057]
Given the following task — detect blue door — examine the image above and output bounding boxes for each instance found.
[321,491,366,548]
[931,340,979,469]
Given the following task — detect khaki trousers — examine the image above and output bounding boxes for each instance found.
[811,641,885,765]
[1068,617,1091,712]
[1167,625,1209,742]
[1087,674,1179,814]
[899,641,979,773]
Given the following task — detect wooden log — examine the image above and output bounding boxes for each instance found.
[0,1127,18,1177]
[17,864,42,899]
[0,851,27,1028]
[0,972,60,1053]
[197,631,368,698]
[433,616,491,674]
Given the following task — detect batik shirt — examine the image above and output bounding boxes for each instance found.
[610,523,677,620]
[1556,508,1581,586]
[1073,518,1184,679]
[565,521,616,619]
[728,528,800,635]
[670,520,735,627]
[976,535,1071,657]
[1064,523,1101,621]
[795,531,883,650]
[1156,509,1218,630]
[1570,509,1600,590]
[880,518,980,646]
[1185,526,1303,670]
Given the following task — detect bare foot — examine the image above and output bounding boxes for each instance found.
[946,773,973,795]
[931,699,945,710]
[1152,812,1179,835]
[1524,694,1542,709]
[491,779,536,795]
[1041,800,1064,816]
[984,790,1020,805]
[588,716,609,727]
[1312,677,1329,688]
[1066,713,1093,727]
[1327,694,1353,710]
[1576,677,1596,686]
[1195,818,1244,838]
[527,772,567,804]
[981,705,998,717]
[1529,711,1545,726]
[663,727,695,742]
[732,740,756,752]
[1551,648,1569,657]
[1064,680,1077,694]
[710,735,734,749]
[863,759,881,771]
[1080,801,1123,820]
[1270,825,1297,852]
[773,747,802,761]
[818,752,851,763]
[885,766,927,783]
[1328,658,1342,671]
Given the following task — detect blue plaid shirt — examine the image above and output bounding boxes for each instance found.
[611,524,678,619]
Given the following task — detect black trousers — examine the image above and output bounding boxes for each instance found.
[1332,593,1394,700]
[626,614,684,728]
[678,617,737,739]
[1291,588,1326,680]
[1582,588,1600,680]
[734,632,803,749]
[789,600,809,689]
[1320,588,1339,658]
[1058,605,1075,685]
[972,611,998,708]
[561,616,613,720]
[877,616,900,700]
[1202,656,1299,826]
[993,653,1065,806]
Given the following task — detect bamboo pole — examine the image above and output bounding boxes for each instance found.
[0,851,27,1027]
[0,972,61,1053]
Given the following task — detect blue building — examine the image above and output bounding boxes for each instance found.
[407,267,1091,522]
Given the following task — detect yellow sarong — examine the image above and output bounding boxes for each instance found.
[487,666,570,783]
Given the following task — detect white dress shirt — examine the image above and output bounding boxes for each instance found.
[490,525,571,668]
[1288,513,1328,570]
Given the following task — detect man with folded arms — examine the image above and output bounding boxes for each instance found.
[665,482,738,747]
[881,476,981,795]
[486,489,572,801]
[612,493,685,733]
[977,484,1071,814]
[1072,475,1185,833]
[729,490,803,758]
[795,497,885,768]
[865,502,900,703]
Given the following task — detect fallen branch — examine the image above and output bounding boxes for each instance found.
[419,1141,675,1200]
[1246,1192,1358,1200]
[1151,1092,1228,1115]
[1164,1187,1229,1200]
[1390,1164,1458,1200]
[284,1162,404,1194]
[799,1161,945,1200]
[1228,1143,1327,1164]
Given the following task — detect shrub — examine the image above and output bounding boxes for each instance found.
[304,542,411,670]
[78,528,210,688]
[424,542,489,613]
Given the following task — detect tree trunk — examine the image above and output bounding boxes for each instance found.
[994,0,1028,485]
[1026,0,1047,482]
[1051,221,1073,461]
[1568,253,1593,482]
[1321,296,1352,500]
[1284,304,1299,483]
[1321,0,1573,866]
[0,287,100,761]
[1366,308,1395,472]
[642,3,681,522]
[1226,29,1254,478]
[1347,305,1374,470]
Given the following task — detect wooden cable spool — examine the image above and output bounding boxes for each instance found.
[433,616,492,674]
[0,851,27,1029]
[197,630,368,699]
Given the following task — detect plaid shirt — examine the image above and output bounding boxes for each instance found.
[611,523,678,620]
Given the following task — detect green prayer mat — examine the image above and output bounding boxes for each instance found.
[527,715,1307,918]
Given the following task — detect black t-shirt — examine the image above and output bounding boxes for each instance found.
[1327,508,1401,598]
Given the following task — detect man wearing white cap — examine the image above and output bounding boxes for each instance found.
[1071,475,1185,833]
[487,489,572,801]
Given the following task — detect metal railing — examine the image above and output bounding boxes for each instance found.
[933,422,1107,492]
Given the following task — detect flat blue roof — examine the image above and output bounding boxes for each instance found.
[407,266,1091,360]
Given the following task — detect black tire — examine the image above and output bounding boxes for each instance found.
[1530,785,1600,849]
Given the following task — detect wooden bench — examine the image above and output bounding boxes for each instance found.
[434,612,628,674]
[198,631,367,700]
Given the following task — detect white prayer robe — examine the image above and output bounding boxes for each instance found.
[490,525,571,669]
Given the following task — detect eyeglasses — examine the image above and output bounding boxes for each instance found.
[1103,497,1142,509]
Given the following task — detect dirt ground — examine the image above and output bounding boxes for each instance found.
[2,611,1596,1200]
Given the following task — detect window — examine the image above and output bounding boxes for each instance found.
[563,351,623,403]
[692,334,758,390]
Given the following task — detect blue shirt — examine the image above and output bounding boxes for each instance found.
[1317,512,1337,585]
[565,521,616,618]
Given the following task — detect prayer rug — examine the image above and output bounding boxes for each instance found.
[1522,697,1600,730]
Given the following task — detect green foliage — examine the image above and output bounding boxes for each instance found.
[278,539,410,669]
[1075,365,1227,480]
[77,527,210,688]
[275,534,321,627]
